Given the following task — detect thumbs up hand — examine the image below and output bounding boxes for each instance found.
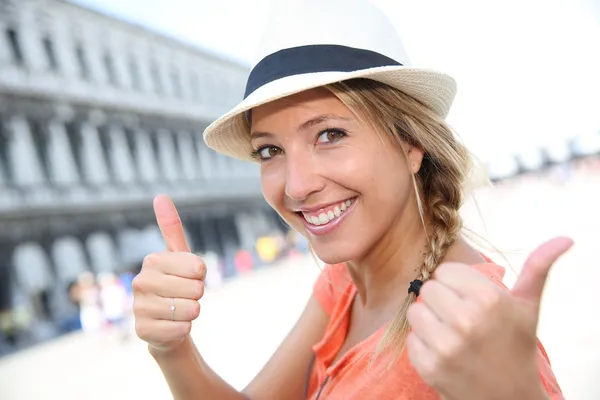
[132,195,206,353]
[407,237,574,399]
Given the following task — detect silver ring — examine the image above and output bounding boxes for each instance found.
[170,298,176,321]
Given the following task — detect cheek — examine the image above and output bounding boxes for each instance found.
[260,168,282,210]
[260,165,296,221]
[361,148,413,207]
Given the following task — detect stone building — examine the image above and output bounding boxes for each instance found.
[0,0,283,353]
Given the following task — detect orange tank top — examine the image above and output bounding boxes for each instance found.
[305,262,564,399]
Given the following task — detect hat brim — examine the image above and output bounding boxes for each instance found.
[203,66,457,161]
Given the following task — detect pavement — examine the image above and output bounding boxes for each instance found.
[0,169,598,399]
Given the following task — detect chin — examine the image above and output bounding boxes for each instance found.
[309,240,364,265]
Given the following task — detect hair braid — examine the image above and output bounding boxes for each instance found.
[376,155,464,361]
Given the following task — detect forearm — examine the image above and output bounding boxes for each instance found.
[150,336,248,400]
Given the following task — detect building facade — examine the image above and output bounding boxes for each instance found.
[0,0,284,354]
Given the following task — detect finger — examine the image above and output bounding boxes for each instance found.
[144,252,206,280]
[407,302,458,353]
[406,331,437,386]
[137,274,205,300]
[434,262,495,299]
[136,296,201,322]
[154,194,191,252]
[420,280,464,326]
[512,236,574,304]
[136,319,191,343]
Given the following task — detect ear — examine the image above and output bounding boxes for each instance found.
[407,145,424,174]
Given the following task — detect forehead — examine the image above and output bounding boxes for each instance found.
[250,87,352,128]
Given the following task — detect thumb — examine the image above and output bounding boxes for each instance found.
[153,194,191,253]
[512,236,574,304]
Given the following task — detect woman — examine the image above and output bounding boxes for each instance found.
[132,0,571,398]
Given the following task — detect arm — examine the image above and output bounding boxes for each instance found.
[151,295,329,400]
[243,295,329,399]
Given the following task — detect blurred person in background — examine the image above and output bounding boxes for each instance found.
[75,272,104,336]
[131,0,573,399]
[234,250,254,274]
[63,279,83,332]
[98,273,130,340]
[255,235,279,264]
[119,268,136,313]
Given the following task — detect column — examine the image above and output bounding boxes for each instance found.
[12,242,55,325]
[195,134,214,180]
[79,122,111,186]
[0,155,5,186]
[0,117,20,210]
[52,17,79,80]
[6,115,46,187]
[0,19,10,65]
[12,242,53,295]
[176,130,199,181]
[19,8,47,71]
[157,128,180,182]
[134,128,159,184]
[108,125,137,184]
[50,236,91,323]
[51,236,90,284]
[47,120,80,186]
[86,232,119,273]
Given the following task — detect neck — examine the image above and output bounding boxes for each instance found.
[346,197,428,310]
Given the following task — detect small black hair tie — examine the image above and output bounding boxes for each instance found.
[408,279,423,297]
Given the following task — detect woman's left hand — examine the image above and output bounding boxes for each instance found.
[407,237,573,400]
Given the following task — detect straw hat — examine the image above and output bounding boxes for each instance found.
[203,0,457,162]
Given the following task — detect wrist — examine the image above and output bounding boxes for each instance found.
[148,335,194,360]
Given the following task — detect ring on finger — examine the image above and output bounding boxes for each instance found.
[170,297,176,321]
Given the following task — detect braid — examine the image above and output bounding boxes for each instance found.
[418,164,464,283]
[375,159,463,362]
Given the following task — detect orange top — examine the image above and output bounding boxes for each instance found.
[306,262,564,400]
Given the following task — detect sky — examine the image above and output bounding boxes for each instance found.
[72,0,600,164]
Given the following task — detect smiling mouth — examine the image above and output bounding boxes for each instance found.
[299,197,356,226]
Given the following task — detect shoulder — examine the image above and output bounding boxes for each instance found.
[312,263,354,316]
[471,260,506,285]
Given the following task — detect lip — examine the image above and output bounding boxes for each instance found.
[296,198,354,214]
[300,197,358,237]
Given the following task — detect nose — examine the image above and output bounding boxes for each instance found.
[284,151,325,201]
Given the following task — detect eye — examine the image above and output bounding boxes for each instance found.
[251,145,283,161]
[316,129,346,144]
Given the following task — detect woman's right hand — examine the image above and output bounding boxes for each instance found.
[132,195,206,353]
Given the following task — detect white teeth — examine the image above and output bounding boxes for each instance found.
[318,213,329,224]
[303,198,355,226]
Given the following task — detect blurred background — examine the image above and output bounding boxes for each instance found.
[0,0,598,399]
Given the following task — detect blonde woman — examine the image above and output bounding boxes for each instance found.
[132,1,570,398]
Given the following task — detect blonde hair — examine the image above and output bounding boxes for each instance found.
[324,78,472,359]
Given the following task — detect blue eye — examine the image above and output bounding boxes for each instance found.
[316,129,346,144]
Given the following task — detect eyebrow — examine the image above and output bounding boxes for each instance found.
[250,114,351,140]
[297,114,351,131]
